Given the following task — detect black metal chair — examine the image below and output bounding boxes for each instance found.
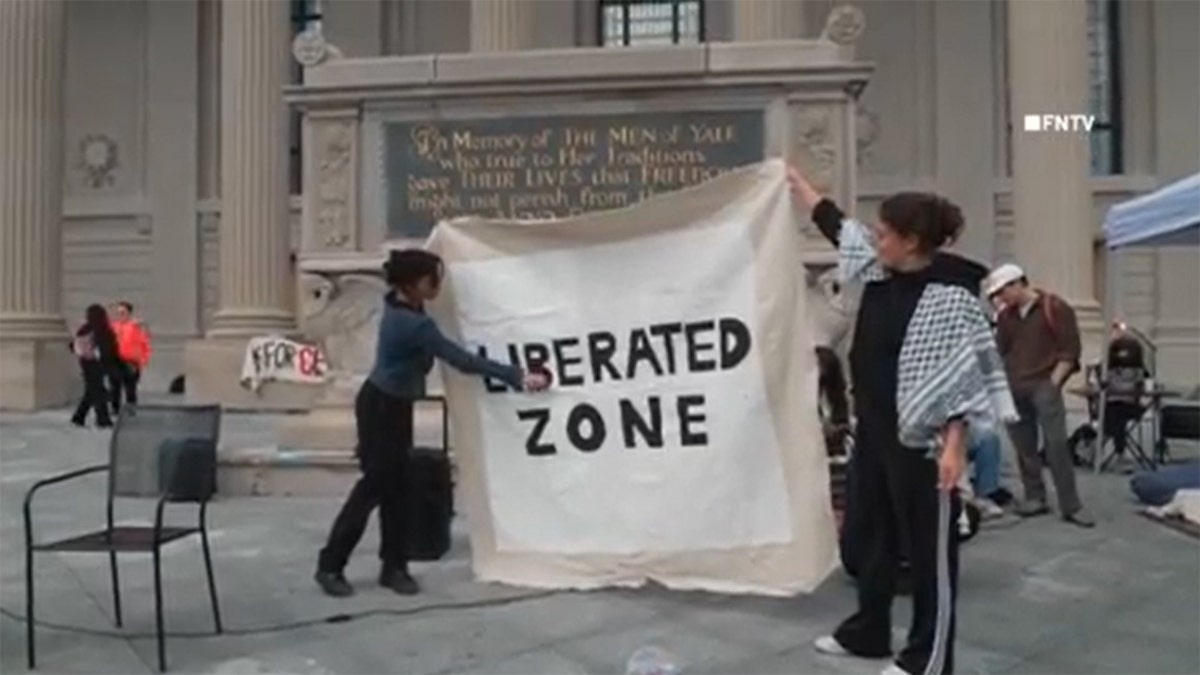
[24,404,223,673]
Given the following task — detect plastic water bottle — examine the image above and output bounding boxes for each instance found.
[625,645,682,675]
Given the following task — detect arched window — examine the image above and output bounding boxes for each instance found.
[1086,0,1122,175]
[600,0,703,46]
[289,0,323,195]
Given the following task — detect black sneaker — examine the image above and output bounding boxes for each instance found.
[379,566,420,596]
[315,570,355,597]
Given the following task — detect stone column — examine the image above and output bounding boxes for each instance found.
[0,0,74,410]
[470,0,536,52]
[1007,0,1102,350]
[732,0,806,41]
[210,0,294,336]
[184,0,313,410]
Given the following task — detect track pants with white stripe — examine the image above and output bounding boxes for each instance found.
[834,433,961,675]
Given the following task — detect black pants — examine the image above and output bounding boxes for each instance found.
[71,360,113,426]
[109,361,140,413]
[834,430,960,675]
[318,381,413,573]
[1104,401,1144,456]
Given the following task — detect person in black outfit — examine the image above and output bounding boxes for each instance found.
[315,249,550,598]
[790,166,986,675]
[69,304,120,428]
[817,346,851,433]
[1104,328,1148,460]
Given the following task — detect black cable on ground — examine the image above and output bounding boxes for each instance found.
[0,589,558,640]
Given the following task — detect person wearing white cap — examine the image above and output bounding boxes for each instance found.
[984,264,1095,528]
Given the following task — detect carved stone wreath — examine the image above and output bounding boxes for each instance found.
[292,27,329,68]
[821,4,867,46]
[77,134,119,188]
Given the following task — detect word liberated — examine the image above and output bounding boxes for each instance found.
[476,317,753,456]
[239,335,328,392]
[480,317,753,389]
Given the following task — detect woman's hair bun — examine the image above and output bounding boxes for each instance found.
[878,191,966,251]
[382,248,444,288]
[932,196,965,247]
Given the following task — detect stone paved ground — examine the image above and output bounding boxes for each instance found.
[1,407,1197,674]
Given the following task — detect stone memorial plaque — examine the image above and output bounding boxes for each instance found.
[384,110,765,237]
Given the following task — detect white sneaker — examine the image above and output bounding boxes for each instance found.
[814,635,851,656]
[880,664,911,675]
[974,497,1005,520]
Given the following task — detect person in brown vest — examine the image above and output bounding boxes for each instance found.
[985,264,1095,528]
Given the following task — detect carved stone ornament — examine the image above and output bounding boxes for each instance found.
[805,264,857,351]
[292,26,343,68]
[794,107,837,193]
[314,123,354,247]
[299,272,387,376]
[821,4,866,46]
[77,134,119,188]
[855,106,880,170]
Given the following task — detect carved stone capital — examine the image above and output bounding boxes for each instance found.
[821,5,866,46]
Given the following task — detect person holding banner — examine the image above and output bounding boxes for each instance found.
[315,249,550,598]
[789,167,1015,675]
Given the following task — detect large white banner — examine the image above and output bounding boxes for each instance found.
[427,159,836,596]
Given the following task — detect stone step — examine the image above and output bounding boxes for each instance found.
[217,446,358,497]
[217,405,450,497]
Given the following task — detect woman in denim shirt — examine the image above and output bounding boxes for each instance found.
[316,249,549,597]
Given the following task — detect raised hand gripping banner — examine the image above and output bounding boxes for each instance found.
[426,159,836,596]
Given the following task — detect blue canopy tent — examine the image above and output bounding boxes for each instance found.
[1095,172,1200,471]
[1104,173,1200,248]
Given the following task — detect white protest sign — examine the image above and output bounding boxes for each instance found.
[239,335,328,392]
[454,224,791,554]
[428,159,836,596]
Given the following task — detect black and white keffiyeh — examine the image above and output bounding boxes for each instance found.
[838,218,1018,452]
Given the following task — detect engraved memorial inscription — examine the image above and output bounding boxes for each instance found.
[385,110,765,237]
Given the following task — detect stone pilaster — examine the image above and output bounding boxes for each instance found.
[1007,0,1102,355]
[0,0,74,410]
[470,0,536,52]
[732,0,806,41]
[209,0,294,337]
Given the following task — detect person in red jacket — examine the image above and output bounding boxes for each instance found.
[110,300,151,412]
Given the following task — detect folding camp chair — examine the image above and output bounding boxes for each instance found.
[23,404,223,673]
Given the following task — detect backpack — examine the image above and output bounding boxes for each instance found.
[72,332,97,360]
[1002,290,1062,339]
[1038,290,1061,340]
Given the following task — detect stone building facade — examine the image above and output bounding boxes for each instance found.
[1,0,1197,411]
